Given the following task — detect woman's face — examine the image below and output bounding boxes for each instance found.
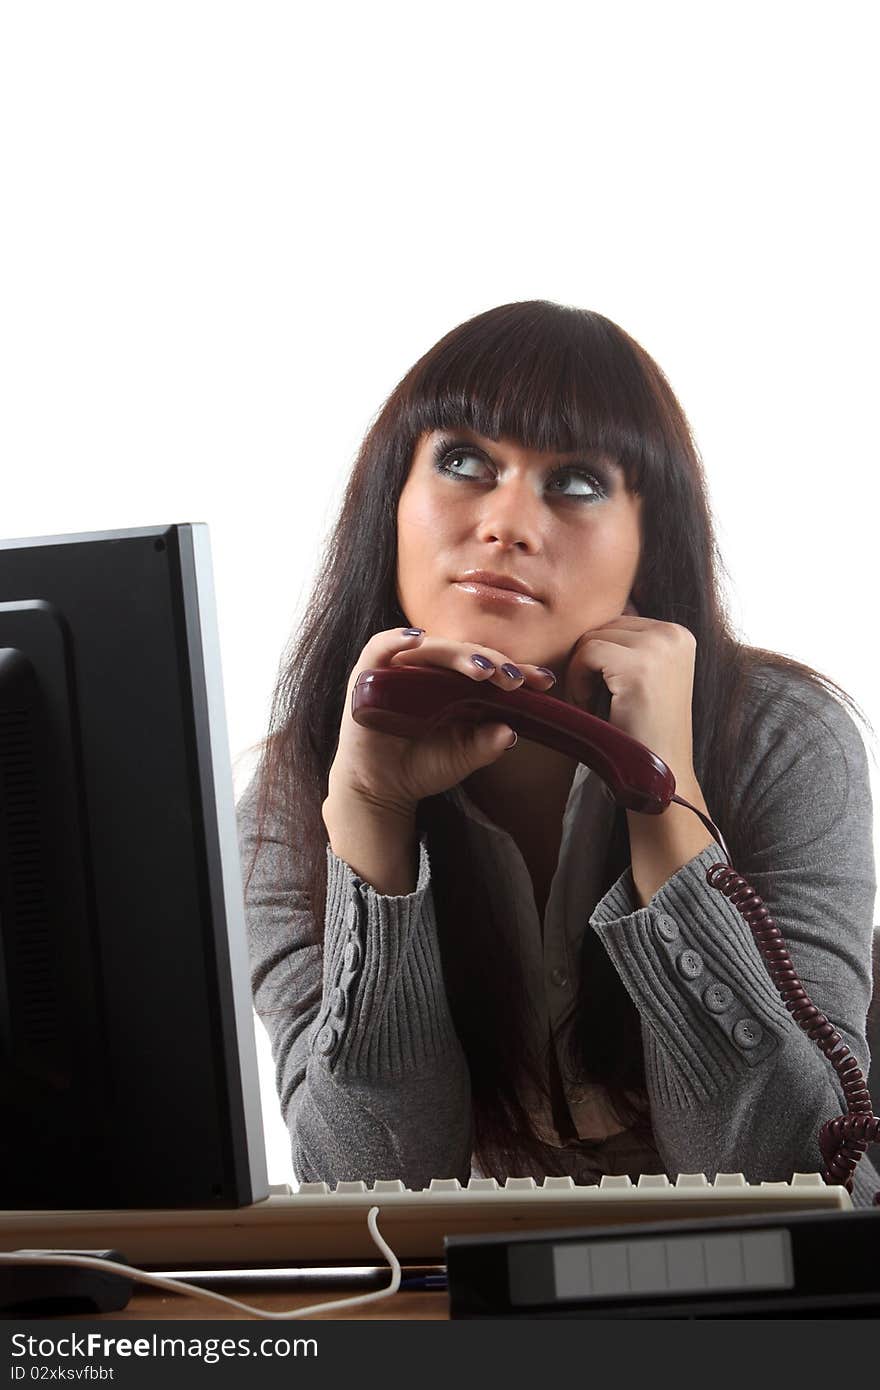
[396,425,643,675]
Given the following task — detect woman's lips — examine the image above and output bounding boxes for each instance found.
[452,580,540,606]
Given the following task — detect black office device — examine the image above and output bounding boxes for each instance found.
[445,1207,880,1317]
[0,523,268,1209]
[0,1250,133,1317]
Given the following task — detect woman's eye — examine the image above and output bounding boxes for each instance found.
[547,471,602,498]
[439,449,486,479]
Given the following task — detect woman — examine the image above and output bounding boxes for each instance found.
[237,300,878,1205]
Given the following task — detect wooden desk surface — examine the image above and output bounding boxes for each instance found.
[79,1284,449,1321]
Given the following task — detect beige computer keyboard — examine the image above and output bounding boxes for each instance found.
[0,1173,852,1266]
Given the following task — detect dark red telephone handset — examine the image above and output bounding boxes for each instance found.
[352,665,879,1200]
[352,665,676,815]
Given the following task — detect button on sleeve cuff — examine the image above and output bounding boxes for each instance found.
[316,832,463,1079]
[589,842,795,1103]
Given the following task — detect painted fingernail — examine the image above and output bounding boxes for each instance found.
[471,654,495,671]
[535,667,557,686]
[501,663,523,681]
[401,628,425,637]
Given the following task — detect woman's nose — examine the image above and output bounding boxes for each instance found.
[473,478,543,550]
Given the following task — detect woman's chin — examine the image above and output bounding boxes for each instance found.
[401,602,563,671]
[440,615,549,656]
[465,636,555,667]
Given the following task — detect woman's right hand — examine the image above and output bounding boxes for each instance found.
[324,627,557,820]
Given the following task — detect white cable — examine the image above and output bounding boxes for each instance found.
[0,1205,403,1320]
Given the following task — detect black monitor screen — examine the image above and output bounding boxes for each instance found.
[0,522,267,1209]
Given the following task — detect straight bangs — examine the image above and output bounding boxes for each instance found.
[393,301,680,495]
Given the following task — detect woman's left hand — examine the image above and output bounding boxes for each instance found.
[562,600,699,780]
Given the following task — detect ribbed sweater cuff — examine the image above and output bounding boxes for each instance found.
[590,842,796,1105]
[311,832,461,1080]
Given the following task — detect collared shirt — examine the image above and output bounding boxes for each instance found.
[443,762,649,1151]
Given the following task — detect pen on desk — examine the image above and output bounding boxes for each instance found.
[157,1265,446,1291]
[400,1274,447,1291]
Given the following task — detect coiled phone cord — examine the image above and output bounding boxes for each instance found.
[671,793,880,1204]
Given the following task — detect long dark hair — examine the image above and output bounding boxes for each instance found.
[243,300,874,1178]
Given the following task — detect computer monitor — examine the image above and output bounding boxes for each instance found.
[0,523,268,1209]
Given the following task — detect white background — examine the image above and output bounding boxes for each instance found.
[1,2,877,1185]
